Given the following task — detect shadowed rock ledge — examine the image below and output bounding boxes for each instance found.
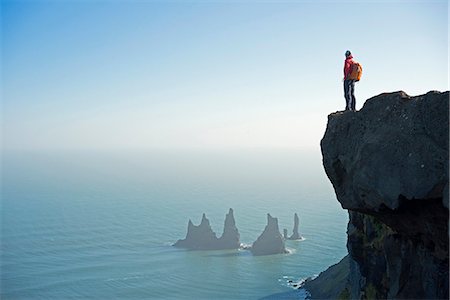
[305,91,449,299]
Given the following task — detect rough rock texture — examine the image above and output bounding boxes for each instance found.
[174,208,240,250]
[251,214,288,256]
[314,91,449,299]
[303,255,351,299]
[323,91,448,212]
[288,213,301,240]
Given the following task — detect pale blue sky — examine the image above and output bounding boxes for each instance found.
[2,0,448,151]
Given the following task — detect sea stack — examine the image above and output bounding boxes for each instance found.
[217,208,240,249]
[251,214,288,256]
[173,213,218,250]
[174,209,240,250]
[288,213,301,240]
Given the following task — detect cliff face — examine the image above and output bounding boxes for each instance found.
[319,91,449,299]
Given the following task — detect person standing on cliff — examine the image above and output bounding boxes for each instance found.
[343,50,356,111]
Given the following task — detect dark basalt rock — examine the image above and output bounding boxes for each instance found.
[322,91,448,212]
[308,91,449,299]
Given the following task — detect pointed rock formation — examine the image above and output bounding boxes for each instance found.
[251,214,288,256]
[173,209,240,250]
[173,213,218,250]
[217,208,240,249]
[288,213,301,240]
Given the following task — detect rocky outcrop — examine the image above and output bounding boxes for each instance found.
[251,214,288,256]
[303,255,351,299]
[174,209,292,256]
[173,213,218,249]
[217,208,240,249]
[312,91,449,299]
[322,91,448,212]
[287,213,301,240]
[174,208,240,250]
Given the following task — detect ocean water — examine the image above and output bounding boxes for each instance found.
[1,149,348,299]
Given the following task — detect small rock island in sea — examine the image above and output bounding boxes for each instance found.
[175,209,293,255]
[284,213,302,240]
[251,214,288,256]
[173,208,240,250]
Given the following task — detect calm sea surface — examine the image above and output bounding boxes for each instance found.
[1,149,348,299]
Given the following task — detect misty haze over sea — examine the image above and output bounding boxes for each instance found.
[1,149,347,299]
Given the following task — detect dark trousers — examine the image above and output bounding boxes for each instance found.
[344,79,356,111]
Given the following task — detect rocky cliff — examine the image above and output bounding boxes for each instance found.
[307,91,449,299]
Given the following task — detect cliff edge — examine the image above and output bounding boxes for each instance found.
[307,91,449,299]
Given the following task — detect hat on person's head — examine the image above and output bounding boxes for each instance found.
[345,50,352,57]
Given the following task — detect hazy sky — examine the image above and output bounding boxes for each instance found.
[2,0,448,151]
